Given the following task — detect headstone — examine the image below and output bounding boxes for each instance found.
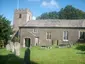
[14,42,20,56]
[6,44,10,50]
[9,41,14,53]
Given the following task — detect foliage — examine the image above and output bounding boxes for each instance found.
[0,40,4,48]
[58,5,85,19]
[37,5,85,19]
[12,31,20,42]
[12,37,19,42]
[36,11,59,19]
[76,44,85,51]
[0,15,12,46]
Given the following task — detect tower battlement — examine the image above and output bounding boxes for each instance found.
[15,8,32,14]
[13,8,32,31]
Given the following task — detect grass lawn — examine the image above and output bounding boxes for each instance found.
[0,44,85,64]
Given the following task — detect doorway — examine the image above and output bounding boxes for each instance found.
[35,37,39,46]
[25,38,30,47]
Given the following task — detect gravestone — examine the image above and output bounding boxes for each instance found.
[6,44,10,50]
[14,42,20,56]
[9,41,14,53]
[6,41,14,52]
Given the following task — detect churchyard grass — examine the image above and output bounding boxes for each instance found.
[0,44,85,64]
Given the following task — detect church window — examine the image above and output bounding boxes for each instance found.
[63,31,68,41]
[29,16,30,20]
[33,29,38,33]
[79,31,85,40]
[19,14,21,18]
[46,32,51,39]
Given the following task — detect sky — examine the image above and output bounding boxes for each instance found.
[0,0,85,24]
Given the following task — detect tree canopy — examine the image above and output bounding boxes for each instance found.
[0,15,12,46]
[37,5,85,19]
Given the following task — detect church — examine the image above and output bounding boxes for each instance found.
[13,9,85,47]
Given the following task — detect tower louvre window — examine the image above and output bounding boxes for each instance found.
[19,14,22,18]
[29,16,30,20]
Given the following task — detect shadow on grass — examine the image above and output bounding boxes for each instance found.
[0,54,38,64]
[76,45,85,51]
[75,44,85,54]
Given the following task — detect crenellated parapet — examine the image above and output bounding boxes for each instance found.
[13,8,32,31]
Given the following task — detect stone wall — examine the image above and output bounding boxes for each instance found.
[20,27,83,46]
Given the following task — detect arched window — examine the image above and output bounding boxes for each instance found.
[19,14,21,18]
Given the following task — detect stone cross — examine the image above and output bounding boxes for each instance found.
[24,48,30,64]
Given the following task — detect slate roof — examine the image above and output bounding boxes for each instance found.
[20,19,85,28]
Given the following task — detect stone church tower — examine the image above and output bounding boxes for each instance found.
[13,9,32,31]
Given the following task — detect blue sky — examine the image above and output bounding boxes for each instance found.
[0,0,85,24]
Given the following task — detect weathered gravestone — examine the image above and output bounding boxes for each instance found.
[14,42,20,56]
[6,44,10,50]
[9,41,14,53]
[6,40,14,52]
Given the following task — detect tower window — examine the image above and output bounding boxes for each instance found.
[29,16,30,20]
[19,14,21,18]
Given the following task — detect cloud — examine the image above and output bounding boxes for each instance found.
[32,16,36,20]
[41,0,59,9]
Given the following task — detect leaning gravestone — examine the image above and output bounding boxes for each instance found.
[14,42,20,56]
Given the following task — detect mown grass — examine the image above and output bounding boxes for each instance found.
[30,45,85,64]
[0,44,85,64]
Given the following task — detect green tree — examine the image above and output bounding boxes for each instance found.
[59,5,85,19]
[37,5,85,19]
[48,11,59,19]
[36,11,59,19]
[0,15,12,47]
[58,8,65,19]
